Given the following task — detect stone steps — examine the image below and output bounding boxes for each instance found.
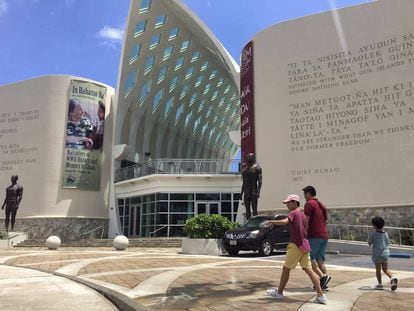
[16,237,184,248]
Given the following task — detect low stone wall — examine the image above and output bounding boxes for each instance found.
[2,218,109,241]
[329,206,414,227]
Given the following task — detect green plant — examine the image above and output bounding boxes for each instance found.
[184,214,238,238]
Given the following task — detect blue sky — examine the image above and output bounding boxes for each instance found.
[0,0,371,87]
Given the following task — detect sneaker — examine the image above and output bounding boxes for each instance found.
[391,278,398,291]
[266,288,284,300]
[314,294,328,304]
[375,284,384,290]
[320,275,331,288]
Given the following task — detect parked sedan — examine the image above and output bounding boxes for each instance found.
[223,215,289,256]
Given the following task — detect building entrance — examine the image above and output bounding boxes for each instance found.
[196,202,220,215]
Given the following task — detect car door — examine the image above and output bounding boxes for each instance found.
[272,215,290,249]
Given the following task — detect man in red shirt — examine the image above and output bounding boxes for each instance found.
[264,194,327,304]
[303,185,331,291]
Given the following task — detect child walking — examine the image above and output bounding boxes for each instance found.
[264,194,328,304]
[368,216,398,291]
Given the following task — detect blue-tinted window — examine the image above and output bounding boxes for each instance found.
[168,27,179,40]
[155,14,167,28]
[135,20,147,36]
[139,0,151,13]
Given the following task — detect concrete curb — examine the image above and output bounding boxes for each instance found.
[3,264,149,311]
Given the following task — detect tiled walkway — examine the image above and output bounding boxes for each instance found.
[0,247,413,310]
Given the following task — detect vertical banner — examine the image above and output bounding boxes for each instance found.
[240,41,256,162]
[62,80,107,190]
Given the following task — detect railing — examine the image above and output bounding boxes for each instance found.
[81,225,105,246]
[328,224,414,246]
[149,225,168,237]
[115,158,241,182]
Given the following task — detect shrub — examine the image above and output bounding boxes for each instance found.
[400,223,414,246]
[184,214,238,238]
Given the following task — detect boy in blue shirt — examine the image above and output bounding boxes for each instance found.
[368,216,397,291]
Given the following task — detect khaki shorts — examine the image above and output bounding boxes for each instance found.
[284,243,312,269]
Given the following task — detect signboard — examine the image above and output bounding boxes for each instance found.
[62,80,107,190]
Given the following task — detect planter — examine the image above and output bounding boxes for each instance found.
[181,238,228,256]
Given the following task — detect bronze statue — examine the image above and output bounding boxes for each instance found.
[240,153,262,219]
[1,175,23,232]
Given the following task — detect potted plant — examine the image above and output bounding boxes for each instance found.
[181,214,238,255]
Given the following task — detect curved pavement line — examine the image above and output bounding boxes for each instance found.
[55,252,143,275]
[126,259,244,298]
[298,273,414,311]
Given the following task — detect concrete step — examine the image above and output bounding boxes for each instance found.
[0,231,29,249]
[16,237,184,248]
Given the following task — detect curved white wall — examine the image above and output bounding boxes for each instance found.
[250,0,414,209]
[0,75,114,219]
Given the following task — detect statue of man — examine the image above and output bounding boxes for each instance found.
[240,153,262,220]
[1,175,23,232]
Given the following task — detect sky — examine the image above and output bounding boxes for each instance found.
[0,0,372,88]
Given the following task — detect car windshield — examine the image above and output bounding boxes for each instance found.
[242,217,271,228]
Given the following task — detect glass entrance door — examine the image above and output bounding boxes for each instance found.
[196,202,220,215]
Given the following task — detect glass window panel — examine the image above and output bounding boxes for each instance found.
[156,214,169,225]
[233,202,239,213]
[170,193,194,200]
[175,57,184,70]
[124,69,137,97]
[155,14,167,28]
[169,76,179,92]
[185,66,194,79]
[130,197,142,204]
[180,40,190,52]
[221,193,232,200]
[164,97,174,116]
[189,92,198,106]
[139,0,151,13]
[200,60,209,71]
[170,201,194,213]
[144,56,155,74]
[139,81,151,104]
[191,51,201,62]
[118,206,124,216]
[221,202,232,213]
[203,83,211,94]
[157,193,168,200]
[170,213,193,225]
[209,69,217,80]
[117,199,124,205]
[150,33,161,49]
[156,201,169,213]
[143,214,154,225]
[158,66,168,83]
[135,20,147,36]
[185,111,193,127]
[197,100,205,112]
[175,104,183,124]
[168,27,179,40]
[194,75,203,87]
[193,116,201,132]
[152,89,163,112]
[163,45,174,60]
[169,226,185,237]
[129,44,141,64]
[179,84,189,99]
[196,193,220,201]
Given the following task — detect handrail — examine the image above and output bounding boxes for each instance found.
[81,225,105,246]
[328,223,414,246]
[149,225,168,237]
[115,158,241,182]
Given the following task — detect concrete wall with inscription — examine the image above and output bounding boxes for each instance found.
[252,0,414,210]
[0,75,114,221]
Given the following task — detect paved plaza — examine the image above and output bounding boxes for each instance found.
[0,247,413,310]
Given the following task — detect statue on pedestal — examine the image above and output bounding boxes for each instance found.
[1,175,23,232]
[240,153,262,220]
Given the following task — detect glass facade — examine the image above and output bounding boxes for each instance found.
[117,191,240,237]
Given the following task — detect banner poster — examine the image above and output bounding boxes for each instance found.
[62,80,107,190]
[240,41,255,162]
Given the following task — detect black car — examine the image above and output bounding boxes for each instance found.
[223,215,289,256]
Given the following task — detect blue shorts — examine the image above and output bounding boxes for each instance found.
[309,238,328,262]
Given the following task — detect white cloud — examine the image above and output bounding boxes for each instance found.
[98,26,124,43]
[0,0,9,17]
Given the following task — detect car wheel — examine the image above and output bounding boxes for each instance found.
[226,248,239,256]
[259,239,273,256]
